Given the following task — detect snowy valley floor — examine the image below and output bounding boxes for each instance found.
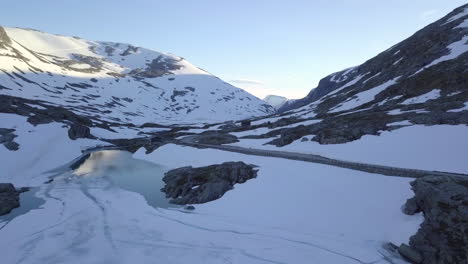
[0,140,422,264]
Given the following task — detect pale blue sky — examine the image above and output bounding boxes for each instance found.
[3,1,466,98]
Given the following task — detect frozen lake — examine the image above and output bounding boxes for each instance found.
[72,150,174,209]
[0,147,420,263]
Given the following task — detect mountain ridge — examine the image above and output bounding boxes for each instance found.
[0,26,274,127]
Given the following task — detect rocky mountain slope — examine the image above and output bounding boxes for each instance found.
[279,4,468,114]
[0,26,273,128]
[225,4,468,148]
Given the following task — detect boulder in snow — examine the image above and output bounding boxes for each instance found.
[162,162,258,204]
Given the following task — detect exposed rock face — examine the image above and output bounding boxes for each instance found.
[0,183,29,216]
[129,55,182,78]
[0,128,19,151]
[403,176,468,264]
[398,243,423,264]
[170,90,189,102]
[68,123,91,140]
[0,94,95,128]
[69,153,91,170]
[0,26,12,47]
[161,162,258,204]
[71,54,104,68]
[120,45,138,56]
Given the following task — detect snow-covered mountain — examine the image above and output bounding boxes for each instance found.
[0,26,273,126]
[1,5,467,264]
[262,95,289,109]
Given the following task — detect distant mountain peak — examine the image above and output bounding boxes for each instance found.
[263,95,289,109]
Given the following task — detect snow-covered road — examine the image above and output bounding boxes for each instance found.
[177,135,468,178]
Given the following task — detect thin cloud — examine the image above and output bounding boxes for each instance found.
[227,79,292,99]
[229,79,264,85]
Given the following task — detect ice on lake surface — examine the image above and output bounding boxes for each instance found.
[71,150,174,209]
[2,150,173,225]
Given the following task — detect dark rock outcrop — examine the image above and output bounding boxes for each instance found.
[161,162,258,204]
[184,205,195,211]
[398,243,423,264]
[0,26,12,48]
[170,90,189,102]
[0,128,19,151]
[120,45,138,56]
[193,131,239,145]
[0,183,29,216]
[403,176,468,264]
[68,123,91,140]
[129,55,182,78]
[0,94,95,128]
[69,153,91,170]
[71,54,104,68]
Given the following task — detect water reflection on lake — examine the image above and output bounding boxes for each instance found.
[73,150,173,209]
